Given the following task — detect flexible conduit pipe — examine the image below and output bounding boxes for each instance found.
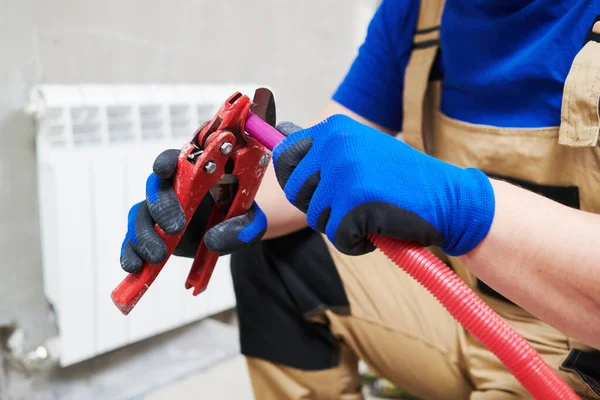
[245,111,580,400]
[370,236,578,399]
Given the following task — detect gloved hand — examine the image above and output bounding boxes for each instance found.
[120,149,267,273]
[272,115,495,256]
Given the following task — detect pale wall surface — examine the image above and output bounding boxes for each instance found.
[0,0,378,350]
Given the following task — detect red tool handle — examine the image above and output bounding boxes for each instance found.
[184,143,269,295]
[111,130,236,315]
[244,112,579,400]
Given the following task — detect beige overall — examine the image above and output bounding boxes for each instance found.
[246,2,600,399]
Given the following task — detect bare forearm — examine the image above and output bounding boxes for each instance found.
[256,165,307,239]
[462,179,600,348]
[258,101,397,239]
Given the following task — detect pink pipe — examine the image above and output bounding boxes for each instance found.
[244,111,579,400]
[246,112,282,152]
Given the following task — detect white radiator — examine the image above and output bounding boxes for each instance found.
[28,84,259,366]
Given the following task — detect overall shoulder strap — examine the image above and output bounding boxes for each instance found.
[402,0,445,152]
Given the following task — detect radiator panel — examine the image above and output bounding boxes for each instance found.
[30,84,257,366]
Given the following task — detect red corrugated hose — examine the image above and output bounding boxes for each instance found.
[370,236,579,400]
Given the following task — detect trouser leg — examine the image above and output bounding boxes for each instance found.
[231,230,472,400]
[245,343,362,400]
[232,231,600,400]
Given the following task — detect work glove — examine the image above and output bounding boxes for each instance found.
[272,115,495,256]
[120,149,267,273]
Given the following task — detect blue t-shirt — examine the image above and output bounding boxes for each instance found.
[332,0,599,131]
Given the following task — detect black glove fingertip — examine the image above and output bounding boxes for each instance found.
[135,202,169,264]
[276,121,302,137]
[151,178,186,235]
[138,239,168,264]
[204,225,230,255]
[204,205,266,255]
[334,237,376,256]
[120,241,143,273]
[153,149,180,179]
[204,217,251,255]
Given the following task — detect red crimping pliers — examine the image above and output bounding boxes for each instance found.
[111,88,276,315]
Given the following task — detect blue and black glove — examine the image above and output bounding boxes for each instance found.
[272,115,495,256]
[120,149,267,273]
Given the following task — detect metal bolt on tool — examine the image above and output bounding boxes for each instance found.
[204,161,217,174]
[259,153,270,167]
[220,142,233,154]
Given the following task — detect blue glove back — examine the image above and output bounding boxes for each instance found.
[272,115,495,256]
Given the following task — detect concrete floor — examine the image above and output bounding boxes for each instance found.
[2,308,393,399]
[143,310,381,399]
[145,355,253,400]
[145,355,381,400]
[1,318,243,400]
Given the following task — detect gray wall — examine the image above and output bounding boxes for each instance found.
[1,0,53,347]
[0,0,377,349]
